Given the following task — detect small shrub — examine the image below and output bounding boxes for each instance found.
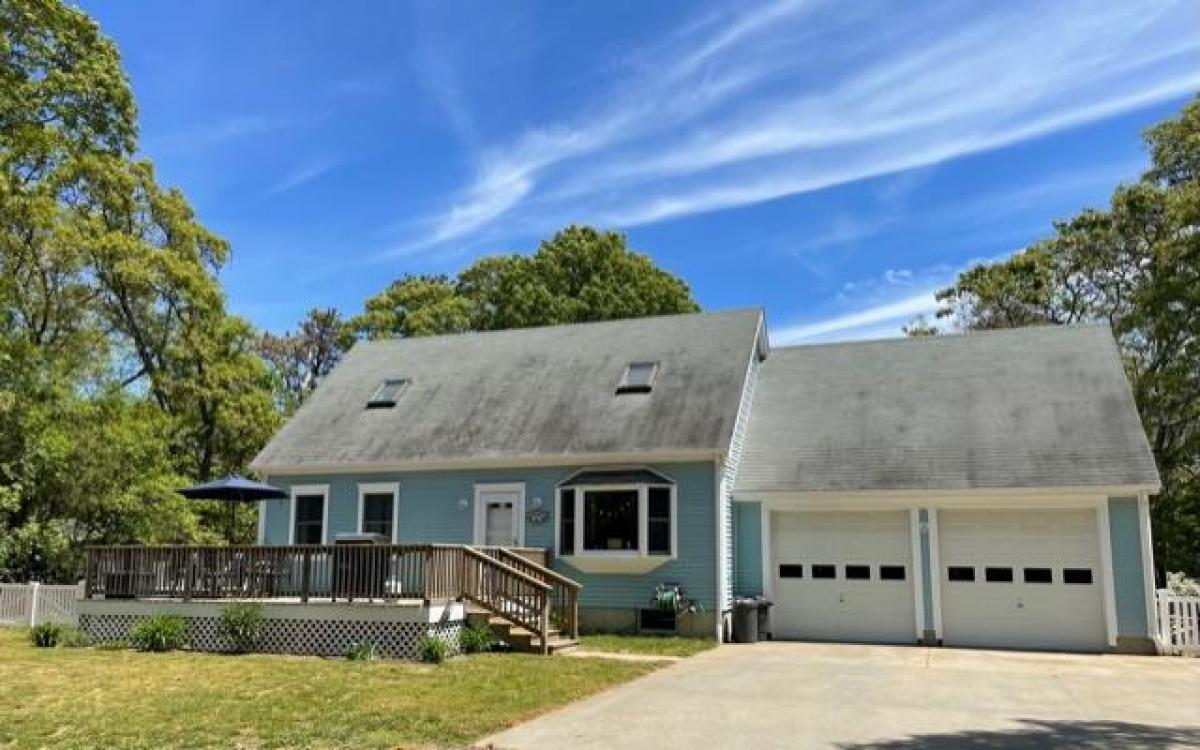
[30,623,63,648]
[128,615,188,652]
[58,626,91,648]
[459,624,495,654]
[345,641,378,661]
[417,634,448,663]
[219,602,265,653]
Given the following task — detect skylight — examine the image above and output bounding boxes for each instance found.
[366,378,409,409]
[616,361,658,394]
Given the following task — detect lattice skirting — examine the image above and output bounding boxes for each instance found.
[79,613,463,660]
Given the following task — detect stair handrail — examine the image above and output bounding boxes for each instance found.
[460,546,553,651]
[485,547,581,640]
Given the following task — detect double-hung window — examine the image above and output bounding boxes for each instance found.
[358,482,399,542]
[556,469,676,573]
[290,485,328,545]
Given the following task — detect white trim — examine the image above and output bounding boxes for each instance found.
[754,492,1120,512]
[1097,500,1120,647]
[1137,494,1158,639]
[288,484,330,545]
[253,450,718,477]
[555,481,678,571]
[357,482,401,543]
[739,484,1161,504]
[473,483,525,546]
[909,509,925,640]
[927,508,943,639]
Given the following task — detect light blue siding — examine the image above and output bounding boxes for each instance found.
[262,462,719,609]
[1108,496,1150,637]
[919,508,934,635]
[733,502,762,596]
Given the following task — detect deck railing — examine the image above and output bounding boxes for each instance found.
[82,544,574,650]
[477,546,580,640]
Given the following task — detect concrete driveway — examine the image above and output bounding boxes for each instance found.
[482,642,1200,749]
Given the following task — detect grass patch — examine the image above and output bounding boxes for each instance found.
[578,633,717,658]
[0,628,656,748]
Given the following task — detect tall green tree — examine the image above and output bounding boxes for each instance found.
[1,0,278,577]
[926,96,1200,576]
[347,225,700,339]
[259,308,347,414]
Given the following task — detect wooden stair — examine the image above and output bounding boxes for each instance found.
[467,610,579,654]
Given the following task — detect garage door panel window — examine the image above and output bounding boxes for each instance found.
[1023,567,1053,584]
[1063,568,1093,585]
[948,566,976,582]
[985,567,1014,583]
[845,564,871,580]
[812,564,836,579]
[779,564,803,578]
[880,565,906,581]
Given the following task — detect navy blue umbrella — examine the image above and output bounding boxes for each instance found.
[178,475,288,540]
[178,474,288,502]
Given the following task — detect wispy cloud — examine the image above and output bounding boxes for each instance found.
[406,0,1199,249]
[263,157,342,196]
[143,114,300,157]
[773,289,942,344]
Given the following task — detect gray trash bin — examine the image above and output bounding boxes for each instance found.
[732,598,759,643]
[756,598,773,640]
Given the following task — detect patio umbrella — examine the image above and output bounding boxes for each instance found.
[178,475,288,541]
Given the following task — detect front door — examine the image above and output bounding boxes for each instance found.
[485,500,515,545]
[475,485,523,546]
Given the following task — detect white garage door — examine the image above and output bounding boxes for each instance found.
[771,511,916,644]
[939,508,1107,652]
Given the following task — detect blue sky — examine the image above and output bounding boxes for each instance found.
[81,0,1199,343]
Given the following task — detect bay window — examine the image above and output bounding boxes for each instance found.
[556,469,676,573]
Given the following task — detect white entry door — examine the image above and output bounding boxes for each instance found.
[474,485,523,546]
[771,510,916,644]
[938,508,1107,652]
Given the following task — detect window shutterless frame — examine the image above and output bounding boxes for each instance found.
[555,482,676,561]
[288,484,329,545]
[356,482,400,543]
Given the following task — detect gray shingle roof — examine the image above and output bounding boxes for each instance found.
[734,325,1160,494]
[251,309,764,471]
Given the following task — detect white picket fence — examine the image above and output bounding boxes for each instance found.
[1157,589,1200,656]
[0,583,82,627]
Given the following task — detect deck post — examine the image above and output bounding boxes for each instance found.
[301,548,311,603]
[541,596,551,655]
[184,552,193,602]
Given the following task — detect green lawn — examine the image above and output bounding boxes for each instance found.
[0,628,657,749]
[577,633,717,658]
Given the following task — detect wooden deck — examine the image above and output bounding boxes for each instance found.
[83,543,580,651]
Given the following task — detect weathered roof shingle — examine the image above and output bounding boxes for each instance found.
[734,325,1160,494]
[252,309,764,471]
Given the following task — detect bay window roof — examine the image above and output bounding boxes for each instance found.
[559,468,675,487]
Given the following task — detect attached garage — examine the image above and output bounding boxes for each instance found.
[732,326,1163,654]
[938,507,1107,652]
[770,510,915,644]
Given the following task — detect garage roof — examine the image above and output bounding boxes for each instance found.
[252,309,765,471]
[734,325,1161,495]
